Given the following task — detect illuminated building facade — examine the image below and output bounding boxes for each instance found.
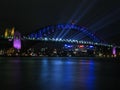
[13,31,21,50]
[4,27,15,38]
[112,47,116,57]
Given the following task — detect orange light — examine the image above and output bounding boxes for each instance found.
[11,27,15,36]
[79,45,84,48]
[4,29,8,38]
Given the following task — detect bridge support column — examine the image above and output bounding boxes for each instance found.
[13,31,21,50]
[112,47,116,57]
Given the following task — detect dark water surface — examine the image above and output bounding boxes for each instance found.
[0,57,120,90]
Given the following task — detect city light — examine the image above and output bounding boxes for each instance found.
[79,45,84,48]
[13,31,21,50]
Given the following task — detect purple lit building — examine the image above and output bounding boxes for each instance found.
[13,31,21,50]
[112,47,116,56]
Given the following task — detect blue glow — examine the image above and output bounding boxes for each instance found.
[89,45,94,48]
[75,0,97,24]
[44,37,48,40]
[52,60,63,65]
[42,59,48,65]
[89,8,120,33]
[59,38,62,41]
[64,44,67,47]
[28,24,101,42]
[64,44,73,48]
[67,0,88,24]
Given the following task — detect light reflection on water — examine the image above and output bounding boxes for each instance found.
[0,57,120,90]
[39,58,96,90]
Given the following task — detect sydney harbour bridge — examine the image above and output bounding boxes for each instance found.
[1,23,120,57]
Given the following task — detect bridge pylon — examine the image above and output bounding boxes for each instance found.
[13,31,21,50]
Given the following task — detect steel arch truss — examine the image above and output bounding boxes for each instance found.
[28,24,101,42]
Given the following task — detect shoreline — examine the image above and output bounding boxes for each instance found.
[0,56,119,59]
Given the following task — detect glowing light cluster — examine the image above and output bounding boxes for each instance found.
[64,44,73,48]
[4,27,15,39]
[112,47,116,55]
[13,31,21,50]
[79,45,84,48]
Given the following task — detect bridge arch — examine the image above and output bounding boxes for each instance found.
[28,24,101,42]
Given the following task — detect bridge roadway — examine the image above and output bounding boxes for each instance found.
[22,37,120,48]
[1,34,120,48]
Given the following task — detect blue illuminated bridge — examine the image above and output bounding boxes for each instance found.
[1,23,120,48]
[22,24,119,48]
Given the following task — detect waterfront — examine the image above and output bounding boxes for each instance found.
[0,57,120,90]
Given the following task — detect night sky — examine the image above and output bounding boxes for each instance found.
[0,0,120,44]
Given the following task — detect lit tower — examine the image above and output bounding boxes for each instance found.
[11,27,15,36]
[4,27,15,39]
[13,31,21,50]
[4,28,8,38]
[112,47,116,57]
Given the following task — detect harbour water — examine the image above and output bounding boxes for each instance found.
[0,57,120,90]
